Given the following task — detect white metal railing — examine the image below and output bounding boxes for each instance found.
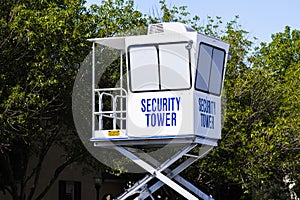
[94,88,127,134]
[91,42,126,138]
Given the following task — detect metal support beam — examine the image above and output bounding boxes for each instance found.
[137,145,214,200]
[114,144,214,200]
[137,156,199,200]
[114,146,199,200]
[174,175,214,200]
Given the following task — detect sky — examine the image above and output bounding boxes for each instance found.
[85,0,300,44]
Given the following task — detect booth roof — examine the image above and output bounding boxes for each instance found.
[88,37,126,50]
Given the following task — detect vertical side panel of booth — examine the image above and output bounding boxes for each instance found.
[193,34,229,140]
[194,92,222,139]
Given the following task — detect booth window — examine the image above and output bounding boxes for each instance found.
[128,42,191,92]
[195,43,225,96]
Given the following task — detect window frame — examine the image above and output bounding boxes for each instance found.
[127,41,192,93]
[59,180,81,200]
[195,42,226,96]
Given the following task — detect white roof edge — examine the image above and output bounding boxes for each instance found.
[88,37,126,50]
[87,31,229,50]
[87,32,193,50]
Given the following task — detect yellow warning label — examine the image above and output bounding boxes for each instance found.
[108,130,120,136]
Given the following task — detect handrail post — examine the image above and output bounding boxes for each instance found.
[92,42,95,138]
[120,50,123,130]
[98,91,103,130]
[113,97,117,130]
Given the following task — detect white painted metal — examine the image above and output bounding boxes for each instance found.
[87,22,230,200]
[94,88,127,132]
[136,145,213,200]
[174,175,214,200]
[114,145,199,200]
[88,37,126,50]
[120,50,124,130]
[92,42,95,138]
[90,23,229,144]
[113,144,215,200]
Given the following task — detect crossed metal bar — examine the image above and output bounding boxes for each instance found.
[114,144,214,200]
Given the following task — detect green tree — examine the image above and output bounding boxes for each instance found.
[0,0,147,199]
[186,23,300,199]
[247,27,300,198]
[0,0,93,199]
[2,0,299,199]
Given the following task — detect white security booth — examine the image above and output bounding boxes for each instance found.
[88,22,229,200]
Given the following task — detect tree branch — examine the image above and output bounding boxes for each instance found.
[34,152,87,200]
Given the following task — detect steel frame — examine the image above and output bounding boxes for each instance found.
[114,144,214,200]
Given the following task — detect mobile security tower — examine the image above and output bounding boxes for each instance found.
[88,22,229,200]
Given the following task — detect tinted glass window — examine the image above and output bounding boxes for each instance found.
[129,46,159,91]
[195,43,225,96]
[159,43,190,90]
[128,42,191,92]
[195,44,212,91]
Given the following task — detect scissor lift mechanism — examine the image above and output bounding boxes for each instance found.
[112,143,214,200]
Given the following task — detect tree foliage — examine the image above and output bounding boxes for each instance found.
[1,0,299,199]
[186,20,300,200]
[0,0,146,199]
[0,0,94,199]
